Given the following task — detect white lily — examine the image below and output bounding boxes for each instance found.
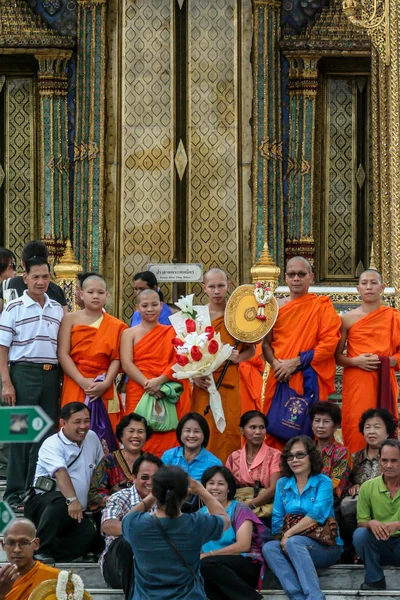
[182,332,209,349]
[175,294,195,314]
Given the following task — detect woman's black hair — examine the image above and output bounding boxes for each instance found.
[201,466,237,500]
[310,401,342,426]
[134,270,164,302]
[116,412,153,443]
[280,435,323,478]
[239,410,268,429]
[152,466,188,518]
[21,240,49,263]
[359,407,396,436]
[176,412,210,448]
[132,452,163,476]
[0,248,15,277]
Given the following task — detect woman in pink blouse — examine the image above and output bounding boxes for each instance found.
[226,411,281,522]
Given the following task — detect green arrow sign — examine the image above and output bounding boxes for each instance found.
[0,406,53,443]
[0,501,15,534]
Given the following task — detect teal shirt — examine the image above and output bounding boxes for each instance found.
[357,475,400,536]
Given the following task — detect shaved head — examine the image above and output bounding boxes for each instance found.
[4,518,36,539]
[286,256,312,273]
[137,289,160,303]
[359,269,382,283]
[203,268,228,283]
[82,275,107,290]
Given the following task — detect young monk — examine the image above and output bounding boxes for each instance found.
[336,269,400,453]
[120,289,191,457]
[58,275,128,431]
[191,268,255,463]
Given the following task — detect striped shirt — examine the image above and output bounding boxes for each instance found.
[0,290,63,363]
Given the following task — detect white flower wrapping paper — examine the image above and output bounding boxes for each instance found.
[169,295,233,432]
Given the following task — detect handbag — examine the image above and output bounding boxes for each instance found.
[152,514,200,584]
[135,382,183,432]
[234,487,273,518]
[2,279,18,307]
[280,513,338,546]
[340,495,358,518]
[267,350,318,441]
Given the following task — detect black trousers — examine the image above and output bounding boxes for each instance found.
[5,363,60,505]
[24,491,101,561]
[102,536,134,600]
[200,555,262,600]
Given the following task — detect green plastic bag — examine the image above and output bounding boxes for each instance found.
[135,381,183,432]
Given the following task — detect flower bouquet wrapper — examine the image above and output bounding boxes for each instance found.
[169,294,233,432]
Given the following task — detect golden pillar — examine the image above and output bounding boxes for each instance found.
[251,242,281,292]
[54,240,83,311]
[35,50,72,263]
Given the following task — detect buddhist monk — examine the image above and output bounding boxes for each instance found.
[58,275,128,431]
[239,344,265,414]
[336,269,400,453]
[120,289,191,457]
[191,268,255,463]
[262,256,341,449]
[2,519,59,600]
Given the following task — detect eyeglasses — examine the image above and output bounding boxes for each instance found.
[286,272,309,279]
[287,452,309,462]
[3,537,37,549]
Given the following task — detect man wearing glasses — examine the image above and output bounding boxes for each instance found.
[0,518,59,600]
[262,256,341,449]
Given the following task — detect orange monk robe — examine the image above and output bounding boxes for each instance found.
[125,324,191,457]
[239,344,264,414]
[342,306,400,454]
[61,313,128,431]
[264,294,341,450]
[191,316,243,464]
[5,561,59,600]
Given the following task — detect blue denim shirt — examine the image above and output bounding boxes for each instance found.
[161,446,222,481]
[272,473,343,545]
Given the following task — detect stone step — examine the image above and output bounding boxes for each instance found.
[86,591,123,600]
[261,594,400,600]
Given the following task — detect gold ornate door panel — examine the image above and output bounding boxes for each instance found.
[105,0,252,320]
[317,67,372,283]
[1,76,37,258]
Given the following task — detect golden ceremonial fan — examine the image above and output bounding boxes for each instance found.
[225,283,279,343]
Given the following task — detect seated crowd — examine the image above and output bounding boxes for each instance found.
[1,400,399,600]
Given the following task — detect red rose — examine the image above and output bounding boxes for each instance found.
[176,354,189,367]
[204,326,215,340]
[190,346,203,362]
[185,319,197,333]
[172,337,184,347]
[208,339,219,355]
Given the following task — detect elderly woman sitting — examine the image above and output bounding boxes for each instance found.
[199,466,265,600]
[88,413,152,511]
[262,436,343,600]
[226,411,281,521]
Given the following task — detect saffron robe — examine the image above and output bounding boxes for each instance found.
[191,316,243,463]
[264,294,341,449]
[5,561,59,600]
[342,306,400,453]
[61,313,128,431]
[125,324,191,457]
[239,344,264,414]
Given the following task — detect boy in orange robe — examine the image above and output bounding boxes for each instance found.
[120,289,191,457]
[191,269,255,463]
[58,275,128,431]
[2,519,59,600]
[262,257,341,450]
[336,269,400,453]
[239,344,265,414]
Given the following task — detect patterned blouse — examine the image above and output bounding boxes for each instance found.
[350,447,381,486]
[88,450,136,511]
[321,440,352,500]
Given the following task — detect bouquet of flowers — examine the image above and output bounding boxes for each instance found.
[169,294,233,432]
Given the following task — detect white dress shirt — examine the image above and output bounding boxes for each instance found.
[33,429,103,509]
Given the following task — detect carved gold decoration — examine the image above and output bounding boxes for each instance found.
[369,242,378,270]
[342,0,390,65]
[259,138,283,163]
[0,164,4,189]
[356,163,366,188]
[251,242,281,292]
[174,140,188,181]
[0,0,74,49]
[54,240,83,311]
[225,284,279,343]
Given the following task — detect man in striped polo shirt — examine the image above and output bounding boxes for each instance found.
[0,256,64,508]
